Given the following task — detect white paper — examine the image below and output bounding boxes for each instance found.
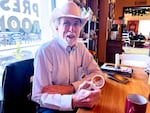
[115,53,120,68]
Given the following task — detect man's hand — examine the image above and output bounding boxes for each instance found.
[42,85,75,94]
[78,81,91,90]
[72,81,101,109]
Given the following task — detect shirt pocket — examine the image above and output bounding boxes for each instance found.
[77,66,87,80]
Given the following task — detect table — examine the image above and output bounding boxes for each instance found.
[77,66,150,113]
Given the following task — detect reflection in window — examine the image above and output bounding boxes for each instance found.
[56,0,68,8]
[0,0,50,82]
[0,0,67,82]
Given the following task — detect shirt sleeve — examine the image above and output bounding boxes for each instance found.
[31,47,74,111]
[39,93,73,111]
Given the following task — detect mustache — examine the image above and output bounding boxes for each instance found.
[66,32,76,37]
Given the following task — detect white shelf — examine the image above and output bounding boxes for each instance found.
[78,38,89,43]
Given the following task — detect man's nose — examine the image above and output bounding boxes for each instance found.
[68,25,74,32]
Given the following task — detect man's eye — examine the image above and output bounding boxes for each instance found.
[64,22,70,26]
[74,22,80,27]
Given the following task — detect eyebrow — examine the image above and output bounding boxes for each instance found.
[60,17,81,23]
[74,18,82,24]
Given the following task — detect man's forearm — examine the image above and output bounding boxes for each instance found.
[42,85,75,94]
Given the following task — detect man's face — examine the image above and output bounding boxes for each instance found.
[56,17,81,46]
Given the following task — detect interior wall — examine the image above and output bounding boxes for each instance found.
[114,0,150,19]
[124,15,150,21]
[114,0,150,38]
[124,14,150,37]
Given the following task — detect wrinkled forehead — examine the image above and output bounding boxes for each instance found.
[59,17,82,23]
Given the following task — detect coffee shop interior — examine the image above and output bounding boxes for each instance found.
[0,0,150,113]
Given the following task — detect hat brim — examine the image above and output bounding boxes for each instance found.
[57,14,89,28]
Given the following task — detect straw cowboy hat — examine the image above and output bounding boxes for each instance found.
[50,1,89,29]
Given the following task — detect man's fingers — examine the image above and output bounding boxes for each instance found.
[78,81,91,90]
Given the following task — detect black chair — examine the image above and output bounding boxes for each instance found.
[1,58,37,113]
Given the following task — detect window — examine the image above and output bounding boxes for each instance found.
[0,0,68,84]
[138,20,150,37]
[56,0,68,8]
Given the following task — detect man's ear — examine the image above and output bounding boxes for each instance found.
[56,26,58,31]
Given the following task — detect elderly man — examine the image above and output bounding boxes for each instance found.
[32,1,105,113]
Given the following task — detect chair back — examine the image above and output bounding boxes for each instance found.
[2,58,37,113]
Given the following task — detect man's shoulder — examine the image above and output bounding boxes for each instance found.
[36,39,57,54]
[76,41,87,49]
[41,39,57,48]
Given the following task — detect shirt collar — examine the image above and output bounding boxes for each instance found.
[56,36,68,49]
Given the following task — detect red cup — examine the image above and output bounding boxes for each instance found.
[125,94,148,113]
